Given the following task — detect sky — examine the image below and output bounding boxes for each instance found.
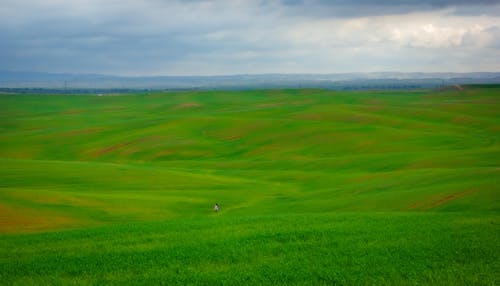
[1,0,499,76]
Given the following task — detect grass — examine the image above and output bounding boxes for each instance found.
[2,213,498,285]
[0,86,499,284]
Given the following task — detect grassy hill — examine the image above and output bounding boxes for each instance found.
[0,87,498,284]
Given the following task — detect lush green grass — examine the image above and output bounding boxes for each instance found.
[2,213,499,285]
[0,86,499,284]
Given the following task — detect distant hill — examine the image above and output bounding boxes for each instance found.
[1,70,499,91]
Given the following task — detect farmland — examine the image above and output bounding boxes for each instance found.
[0,86,499,284]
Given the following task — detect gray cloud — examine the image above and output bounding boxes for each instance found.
[0,0,499,75]
[280,0,500,17]
[282,0,500,8]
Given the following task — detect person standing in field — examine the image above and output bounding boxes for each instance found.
[214,203,220,212]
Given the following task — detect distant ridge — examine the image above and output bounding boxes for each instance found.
[1,70,499,91]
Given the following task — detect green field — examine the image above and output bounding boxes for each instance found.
[1,87,499,284]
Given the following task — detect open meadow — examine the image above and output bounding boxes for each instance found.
[1,86,499,284]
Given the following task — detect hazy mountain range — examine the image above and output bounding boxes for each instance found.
[1,70,499,91]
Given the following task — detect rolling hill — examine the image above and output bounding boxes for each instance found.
[0,86,498,284]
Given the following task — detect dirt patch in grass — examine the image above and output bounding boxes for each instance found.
[172,102,201,110]
[344,114,372,124]
[426,195,458,209]
[490,126,500,132]
[101,106,126,112]
[245,142,284,157]
[425,189,475,210]
[451,116,475,124]
[283,99,313,107]
[256,103,282,108]
[408,201,423,210]
[93,136,162,156]
[295,113,328,121]
[10,191,105,209]
[60,127,103,137]
[153,149,174,159]
[61,109,85,115]
[363,99,385,112]
[95,142,133,156]
[408,189,477,210]
[223,135,242,141]
[299,89,321,96]
[0,204,81,233]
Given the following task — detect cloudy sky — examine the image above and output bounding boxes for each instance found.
[1,0,499,76]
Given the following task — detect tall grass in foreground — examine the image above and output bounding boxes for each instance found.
[1,213,498,285]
